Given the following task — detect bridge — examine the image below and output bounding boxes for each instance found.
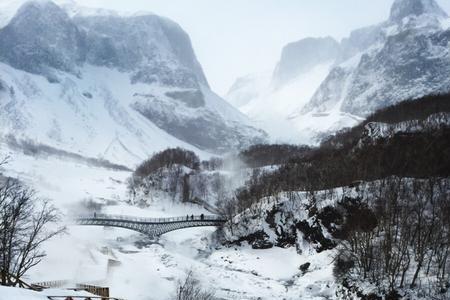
[75,214,226,238]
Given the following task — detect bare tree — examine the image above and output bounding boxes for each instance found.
[0,155,10,168]
[0,178,64,286]
[217,197,238,235]
[174,270,215,300]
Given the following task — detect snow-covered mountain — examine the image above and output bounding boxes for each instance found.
[227,0,450,144]
[272,37,340,87]
[0,0,266,166]
[226,37,340,142]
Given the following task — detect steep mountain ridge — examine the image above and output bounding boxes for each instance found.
[0,0,266,165]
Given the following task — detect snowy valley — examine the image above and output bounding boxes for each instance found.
[0,0,449,300]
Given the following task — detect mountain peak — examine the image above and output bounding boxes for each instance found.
[389,0,448,22]
[16,0,60,14]
[0,0,82,75]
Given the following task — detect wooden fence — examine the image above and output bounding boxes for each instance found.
[32,281,123,299]
[75,284,109,297]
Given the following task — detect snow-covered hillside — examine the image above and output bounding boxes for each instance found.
[0,139,337,300]
[0,0,266,167]
[0,62,210,167]
[227,0,450,144]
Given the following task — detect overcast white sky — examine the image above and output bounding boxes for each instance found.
[73,0,450,95]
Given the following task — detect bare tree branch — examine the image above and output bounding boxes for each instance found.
[0,179,64,286]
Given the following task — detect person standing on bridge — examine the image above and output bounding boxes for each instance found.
[200,213,204,220]
[186,214,189,221]
[191,214,194,220]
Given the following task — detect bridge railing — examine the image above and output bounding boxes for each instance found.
[76,214,226,223]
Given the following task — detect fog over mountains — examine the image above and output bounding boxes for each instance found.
[227,0,450,143]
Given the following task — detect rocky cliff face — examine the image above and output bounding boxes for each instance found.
[0,1,207,87]
[0,1,84,77]
[0,1,266,163]
[73,13,208,89]
[272,37,340,86]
